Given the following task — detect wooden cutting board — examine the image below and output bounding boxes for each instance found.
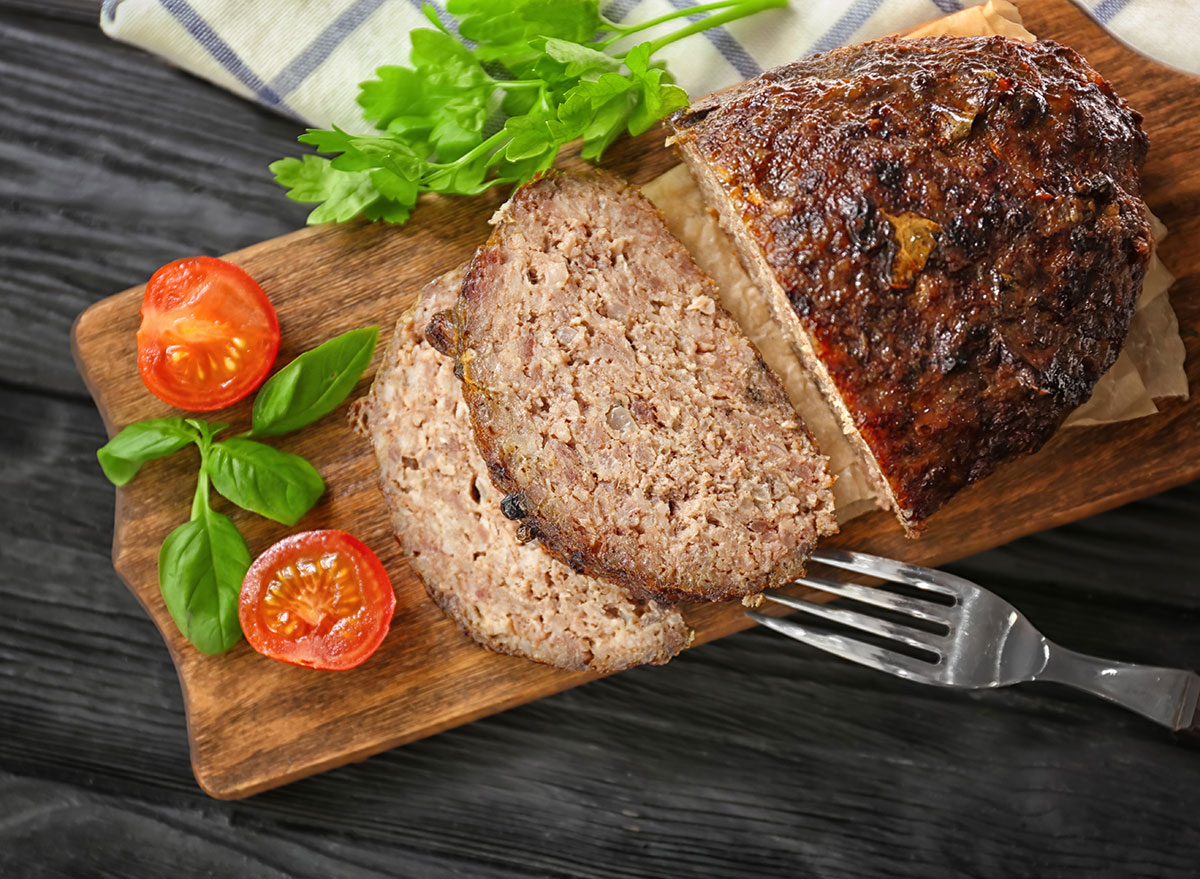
[72,0,1200,799]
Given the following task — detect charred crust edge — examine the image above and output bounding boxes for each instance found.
[500,492,528,520]
[424,310,457,357]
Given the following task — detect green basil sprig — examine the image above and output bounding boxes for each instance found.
[97,325,379,654]
[207,438,325,526]
[251,326,378,437]
[97,418,200,486]
[160,456,252,655]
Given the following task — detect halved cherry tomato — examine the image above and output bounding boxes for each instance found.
[137,256,280,411]
[239,530,395,671]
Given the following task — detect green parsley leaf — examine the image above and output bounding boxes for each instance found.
[369,168,419,206]
[361,198,416,224]
[269,156,382,224]
[296,127,356,155]
[449,0,601,51]
[623,43,689,136]
[271,0,786,226]
[424,156,493,195]
[503,106,558,162]
[557,75,634,159]
[539,38,621,78]
[355,31,493,161]
[357,65,424,128]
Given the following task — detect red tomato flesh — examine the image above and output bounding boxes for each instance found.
[239,530,395,671]
[137,256,280,411]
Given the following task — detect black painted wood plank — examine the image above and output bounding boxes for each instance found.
[0,6,309,398]
[6,602,1200,879]
[0,772,543,879]
[3,0,98,25]
[4,375,1200,877]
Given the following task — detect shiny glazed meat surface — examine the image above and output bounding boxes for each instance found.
[672,36,1152,527]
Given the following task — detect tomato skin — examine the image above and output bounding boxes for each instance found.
[239,530,396,671]
[137,256,280,412]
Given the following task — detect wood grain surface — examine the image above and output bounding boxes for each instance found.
[7,0,1200,875]
[69,0,1200,799]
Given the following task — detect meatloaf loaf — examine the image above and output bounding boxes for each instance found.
[670,36,1153,532]
[350,270,691,673]
[439,171,838,603]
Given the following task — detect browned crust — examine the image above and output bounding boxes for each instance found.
[670,35,1152,530]
[452,170,838,603]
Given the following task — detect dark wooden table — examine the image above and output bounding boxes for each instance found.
[4,2,1200,876]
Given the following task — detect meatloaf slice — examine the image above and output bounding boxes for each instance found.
[444,171,838,604]
[670,36,1153,532]
[350,270,691,673]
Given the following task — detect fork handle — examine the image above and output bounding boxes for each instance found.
[1035,646,1200,730]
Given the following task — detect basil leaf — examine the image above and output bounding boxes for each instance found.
[97,418,199,486]
[250,326,379,437]
[158,507,249,655]
[206,438,325,526]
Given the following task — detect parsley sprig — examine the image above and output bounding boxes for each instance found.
[270,0,785,225]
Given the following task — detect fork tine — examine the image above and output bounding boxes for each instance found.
[764,592,945,653]
[791,574,950,624]
[811,548,973,598]
[746,611,942,683]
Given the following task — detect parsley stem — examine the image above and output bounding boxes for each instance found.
[642,0,786,55]
[597,0,748,47]
[427,128,511,170]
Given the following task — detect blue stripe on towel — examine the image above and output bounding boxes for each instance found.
[808,0,888,56]
[157,0,291,110]
[664,0,762,79]
[602,0,644,23]
[929,0,962,15]
[1092,0,1133,23]
[102,0,127,22]
[269,0,388,97]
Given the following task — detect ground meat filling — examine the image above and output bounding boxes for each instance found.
[671,36,1152,530]
[451,172,838,603]
[351,271,691,673]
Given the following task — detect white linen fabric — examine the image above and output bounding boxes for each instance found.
[98,0,1199,134]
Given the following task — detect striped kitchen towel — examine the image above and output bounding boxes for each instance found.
[100,0,1199,133]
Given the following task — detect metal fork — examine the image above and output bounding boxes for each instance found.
[747,548,1200,731]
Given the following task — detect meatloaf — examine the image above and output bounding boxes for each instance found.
[670,36,1153,531]
[440,171,838,603]
[350,270,691,673]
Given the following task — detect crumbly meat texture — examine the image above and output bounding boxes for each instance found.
[350,270,691,673]
[446,172,838,603]
[670,36,1153,531]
